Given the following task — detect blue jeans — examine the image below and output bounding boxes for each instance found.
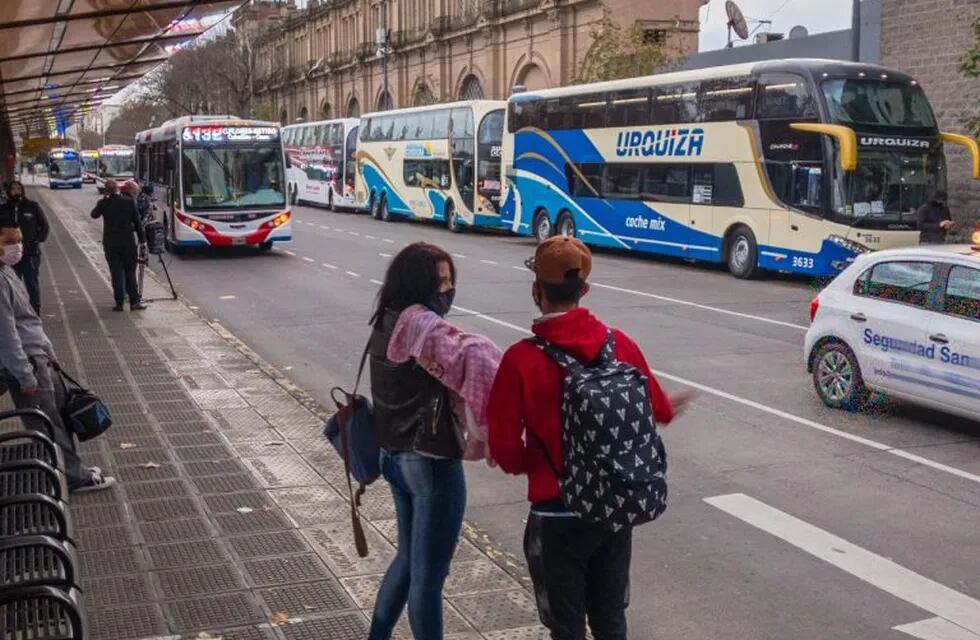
[15,254,41,314]
[368,450,466,640]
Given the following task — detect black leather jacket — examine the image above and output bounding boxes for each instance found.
[0,198,49,256]
[369,309,463,459]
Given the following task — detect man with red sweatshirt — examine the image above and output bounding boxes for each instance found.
[487,236,691,640]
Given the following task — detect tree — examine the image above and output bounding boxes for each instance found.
[960,16,980,137]
[103,101,170,144]
[575,13,677,84]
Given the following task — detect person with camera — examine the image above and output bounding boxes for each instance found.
[91,179,147,311]
[0,223,116,492]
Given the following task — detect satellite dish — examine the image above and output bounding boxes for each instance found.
[726,0,749,47]
[789,25,809,39]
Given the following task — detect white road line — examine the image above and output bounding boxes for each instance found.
[704,493,980,636]
[302,257,315,263]
[348,231,360,236]
[379,253,392,258]
[365,234,376,240]
[895,617,980,640]
[345,271,360,277]
[512,265,526,271]
[383,238,395,244]
[370,279,383,285]
[319,225,329,230]
[218,295,236,300]
[282,250,296,256]
[453,253,468,259]
[333,227,344,232]
[321,263,337,270]
[451,303,980,486]
[480,259,498,265]
[590,282,808,331]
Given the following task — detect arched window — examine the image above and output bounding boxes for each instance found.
[279,109,288,125]
[347,97,361,118]
[412,83,435,106]
[320,100,332,119]
[377,90,394,111]
[516,63,549,92]
[458,74,484,100]
[299,106,309,121]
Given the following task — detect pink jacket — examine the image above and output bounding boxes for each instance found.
[387,305,502,461]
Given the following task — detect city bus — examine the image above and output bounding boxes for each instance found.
[80,150,99,183]
[283,118,359,210]
[356,100,507,232]
[135,116,290,254]
[95,144,135,192]
[47,148,83,189]
[501,59,980,278]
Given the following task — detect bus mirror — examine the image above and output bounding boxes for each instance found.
[940,132,980,179]
[789,123,857,172]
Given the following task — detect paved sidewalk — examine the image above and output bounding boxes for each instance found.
[28,187,547,640]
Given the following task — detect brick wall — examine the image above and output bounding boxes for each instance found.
[880,0,980,238]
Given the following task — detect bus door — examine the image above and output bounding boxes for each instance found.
[344,126,358,201]
[477,110,505,217]
[450,108,475,214]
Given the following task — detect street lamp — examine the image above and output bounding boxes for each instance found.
[376,22,391,110]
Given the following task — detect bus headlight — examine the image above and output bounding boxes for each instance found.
[175,211,215,233]
[827,235,870,255]
[263,211,291,229]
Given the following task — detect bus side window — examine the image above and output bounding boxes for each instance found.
[756,74,816,119]
[609,89,651,128]
[653,83,699,124]
[699,78,754,122]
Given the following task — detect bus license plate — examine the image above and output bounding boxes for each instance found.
[232,237,246,246]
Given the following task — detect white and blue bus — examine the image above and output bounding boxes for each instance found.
[283,118,360,210]
[356,100,507,232]
[47,147,83,189]
[501,59,979,278]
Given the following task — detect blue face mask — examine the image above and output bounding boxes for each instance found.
[426,288,455,317]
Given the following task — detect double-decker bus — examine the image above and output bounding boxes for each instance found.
[80,150,99,183]
[135,116,290,254]
[283,118,360,210]
[501,59,979,278]
[356,100,507,232]
[47,147,83,189]
[95,144,135,192]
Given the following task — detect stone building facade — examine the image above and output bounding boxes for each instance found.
[880,0,980,235]
[239,0,702,123]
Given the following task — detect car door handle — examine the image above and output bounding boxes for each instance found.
[929,333,949,344]
[850,313,867,322]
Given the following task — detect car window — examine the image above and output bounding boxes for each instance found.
[854,261,934,308]
[943,265,980,321]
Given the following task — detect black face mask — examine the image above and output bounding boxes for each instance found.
[426,288,455,317]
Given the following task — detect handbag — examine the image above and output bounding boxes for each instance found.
[54,364,112,441]
[323,340,380,558]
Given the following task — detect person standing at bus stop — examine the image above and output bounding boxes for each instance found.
[90,179,147,311]
[0,180,50,314]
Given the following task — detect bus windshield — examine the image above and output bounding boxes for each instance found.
[821,79,935,128]
[50,157,81,179]
[100,154,135,177]
[181,145,285,210]
[81,156,98,173]
[834,149,946,224]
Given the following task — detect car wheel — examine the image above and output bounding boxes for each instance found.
[446,205,463,233]
[812,342,867,411]
[532,209,552,244]
[727,226,759,279]
[556,211,577,238]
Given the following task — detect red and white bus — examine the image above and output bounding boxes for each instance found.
[95,144,135,192]
[135,116,290,254]
[283,118,359,210]
[80,150,99,183]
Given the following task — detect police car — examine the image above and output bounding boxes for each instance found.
[805,238,979,421]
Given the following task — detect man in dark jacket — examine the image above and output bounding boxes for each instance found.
[916,190,954,244]
[90,179,147,311]
[0,180,50,314]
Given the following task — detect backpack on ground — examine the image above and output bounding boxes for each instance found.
[532,331,667,531]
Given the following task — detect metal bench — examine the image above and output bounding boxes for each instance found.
[0,585,85,640]
[0,459,68,502]
[0,535,78,592]
[0,494,72,542]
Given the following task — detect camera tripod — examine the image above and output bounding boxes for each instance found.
[138,245,178,302]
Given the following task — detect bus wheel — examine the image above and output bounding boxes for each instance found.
[727,226,759,279]
[446,205,463,234]
[379,195,394,222]
[370,194,381,220]
[532,210,552,244]
[258,241,273,252]
[327,190,335,212]
[557,212,577,238]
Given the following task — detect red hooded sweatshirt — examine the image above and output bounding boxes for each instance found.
[487,307,674,504]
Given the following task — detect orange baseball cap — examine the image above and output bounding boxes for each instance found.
[526,236,592,285]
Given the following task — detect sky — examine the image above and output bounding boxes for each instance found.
[697,0,854,52]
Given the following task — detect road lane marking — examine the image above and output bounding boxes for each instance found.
[283,250,296,256]
[345,271,360,277]
[302,257,315,263]
[590,282,807,331]
[370,279,383,285]
[218,295,236,300]
[321,263,337,269]
[348,231,360,236]
[379,253,392,258]
[705,493,980,636]
[512,265,526,271]
[895,617,980,640]
[365,234,376,240]
[384,238,394,243]
[451,303,980,486]
[319,225,329,230]
[453,253,468,259]
[480,259,498,265]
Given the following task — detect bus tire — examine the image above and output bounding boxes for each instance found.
[379,195,394,222]
[532,209,552,244]
[258,241,274,252]
[446,204,463,234]
[327,190,335,212]
[557,211,577,238]
[370,193,382,220]
[726,226,759,279]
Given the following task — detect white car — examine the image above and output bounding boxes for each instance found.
[805,243,979,421]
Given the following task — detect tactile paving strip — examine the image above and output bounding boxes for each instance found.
[449,589,541,631]
[87,603,168,640]
[284,502,350,527]
[133,497,200,522]
[231,440,293,457]
[243,553,333,586]
[139,517,212,544]
[192,473,260,494]
[155,564,244,598]
[210,408,272,431]
[303,524,394,577]
[242,455,324,488]
[80,574,153,607]
[482,625,552,640]
[279,612,369,640]
[269,486,343,507]
[190,388,250,409]
[443,560,519,597]
[147,539,229,570]
[228,530,311,559]
[164,592,265,631]
[258,580,353,615]
[216,509,293,535]
[203,491,276,513]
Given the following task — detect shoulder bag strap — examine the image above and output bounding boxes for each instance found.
[339,336,372,557]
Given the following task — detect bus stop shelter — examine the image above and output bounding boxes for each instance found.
[0,0,245,182]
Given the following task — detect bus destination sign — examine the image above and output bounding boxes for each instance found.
[183,126,279,144]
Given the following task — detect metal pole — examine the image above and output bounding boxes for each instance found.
[851,0,861,61]
[382,4,389,110]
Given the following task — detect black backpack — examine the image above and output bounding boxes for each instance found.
[532,331,667,531]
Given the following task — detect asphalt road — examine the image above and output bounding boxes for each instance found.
[41,183,980,640]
